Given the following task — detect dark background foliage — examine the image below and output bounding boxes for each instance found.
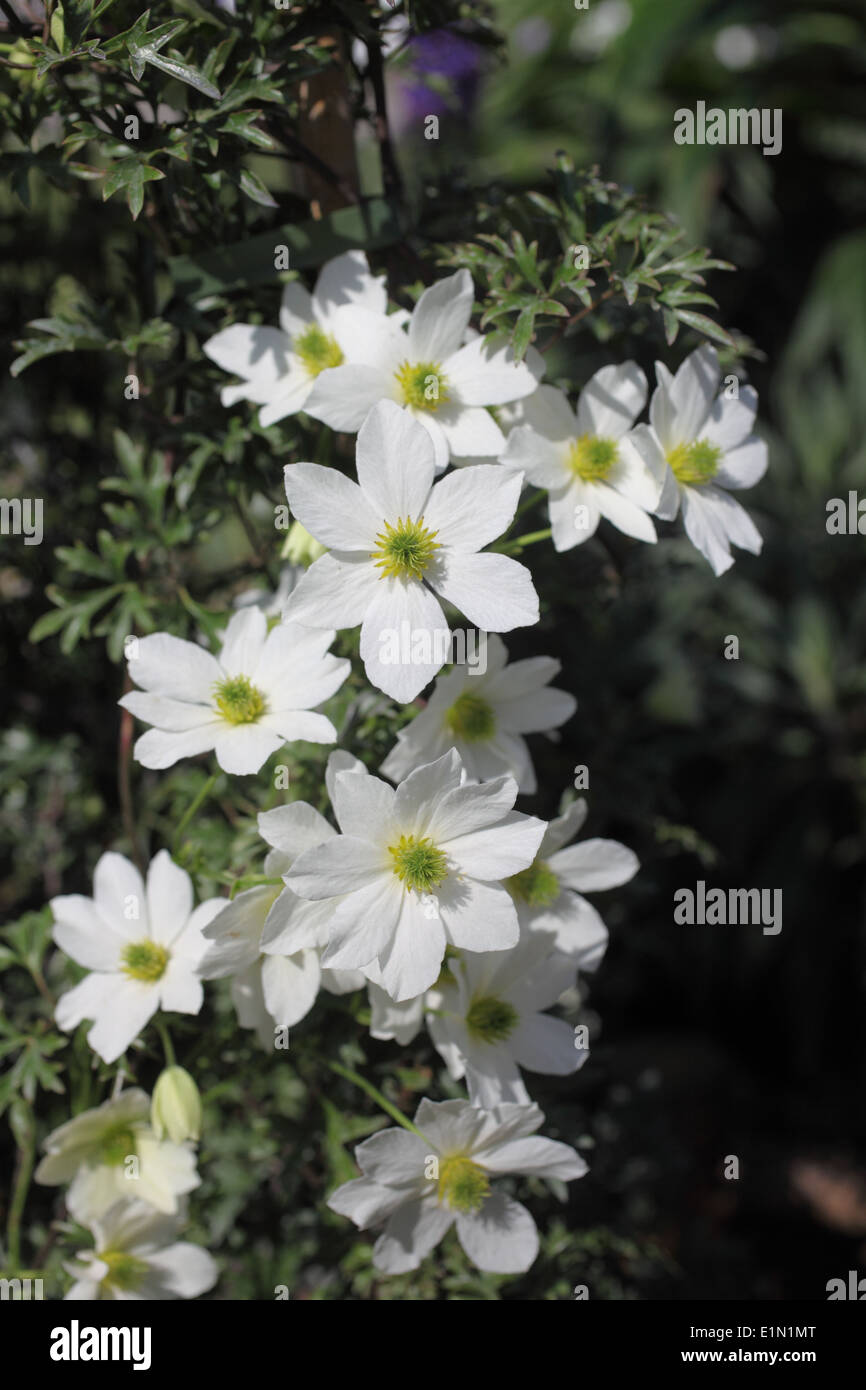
[1,0,864,1299]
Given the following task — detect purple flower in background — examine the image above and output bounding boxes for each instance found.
[389,28,487,135]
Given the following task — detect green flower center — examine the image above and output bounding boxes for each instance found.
[388,834,448,893]
[667,438,722,485]
[99,1250,149,1293]
[568,434,619,482]
[100,1126,138,1167]
[371,516,440,581]
[294,323,344,377]
[120,939,169,983]
[444,691,496,742]
[507,859,560,908]
[437,1155,490,1212]
[213,674,268,725]
[394,360,449,411]
[465,994,519,1044]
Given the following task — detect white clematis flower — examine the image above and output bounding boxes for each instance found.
[643,344,768,575]
[303,268,543,470]
[52,850,223,1064]
[203,250,388,427]
[328,1098,586,1274]
[284,748,546,1001]
[380,632,575,792]
[428,935,584,1108]
[283,399,539,703]
[500,366,665,550]
[507,797,638,967]
[119,607,349,775]
[64,1199,218,1300]
[198,755,366,1046]
[35,1089,200,1222]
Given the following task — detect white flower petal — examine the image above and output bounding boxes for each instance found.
[145,851,193,948]
[408,269,474,362]
[360,576,449,702]
[575,361,647,439]
[550,837,639,891]
[217,607,268,678]
[283,553,381,631]
[213,723,284,775]
[278,280,315,338]
[312,249,387,323]
[424,465,521,552]
[283,462,379,550]
[133,725,219,770]
[430,550,539,632]
[304,363,392,431]
[355,398,436,518]
[261,950,320,1026]
[288,838,387,899]
[438,878,519,953]
[456,1193,538,1273]
[703,384,758,452]
[445,334,541,406]
[479,1135,588,1180]
[372,1198,455,1274]
[714,434,768,490]
[376,893,447,999]
[126,633,221,701]
[437,403,505,458]
[203,324,291,384]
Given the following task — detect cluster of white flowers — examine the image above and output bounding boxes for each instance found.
[44,252,767,1291]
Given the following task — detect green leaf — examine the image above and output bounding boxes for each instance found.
[673,309,736,348]
[236,167,278,209]
[102,157,165,220]
[511,304,537,361]
[144,50,221,101]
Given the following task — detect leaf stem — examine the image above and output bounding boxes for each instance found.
[172,772,218,851]
[328,1062,430,1144]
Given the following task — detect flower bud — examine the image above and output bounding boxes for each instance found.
[151,1067,201,1144]
[280,520,326,567]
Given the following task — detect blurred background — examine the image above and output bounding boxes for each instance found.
[2,0,865,1298]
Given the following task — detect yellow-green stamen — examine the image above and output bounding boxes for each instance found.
[99,1250,149,1293]
[465,994,519,1044]
[294,323,344,377]
[371,516,439,581]
[394,360,448,411]
[444,691,496,742]
[667,438,722,485]
[568,434,619,483]
[213,674,267,725]
[437,1155,490,1212]
[120,940,169,983]
[507,859,560,908]
[100,1126,138,1167]
[388,834,448,893]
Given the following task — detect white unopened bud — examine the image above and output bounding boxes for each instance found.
[151,1066,201,1143]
